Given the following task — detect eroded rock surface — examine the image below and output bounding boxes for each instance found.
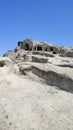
[0,38,73,130]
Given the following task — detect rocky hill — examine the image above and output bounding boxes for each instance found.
[0,39,73,130]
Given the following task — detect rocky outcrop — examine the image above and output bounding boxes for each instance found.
[60,47,73,57]
[0,38,73,130]
[2,38,73,92]
[12,39,73,57]
[3,39,73,59]
[32,65,73,91]
[0,57,13,67]
[17,60,73,92]
[16,39,60,54]
[32,56,48,63]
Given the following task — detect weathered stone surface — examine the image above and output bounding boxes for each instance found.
[32,64,73,91]
[0,72,73,130]
[66,51,73,57]
[4,39,73,59]
[60,47,73,57]
[0,57,13,67]
[32,51,55,57]
[3,52,18,61]
[0,38,73,130]
[32,56,48,63]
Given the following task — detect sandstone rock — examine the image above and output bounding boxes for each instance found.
[0,38,73,130]
[60,47,73,57]
[32,64,73,91]
[66,51,73,57]
[18,63,32,75]
[32,55,48,63]
[3,52,18,61]
[14,39,61,54]
[0,57,13,67]
[32,51,55,57]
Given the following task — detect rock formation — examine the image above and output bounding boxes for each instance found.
[0,38,73,130]
[3,38,73,92]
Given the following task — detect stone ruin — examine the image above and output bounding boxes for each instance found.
[15,39,60,54]
[3,38,73,60]
[14,39,73,57]
[2,38,73,92]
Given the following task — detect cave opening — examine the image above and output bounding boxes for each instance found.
[50,47,53,51]
[45,48,47,51]
[37,46,42,51]
[53,51,56,54]
[25,44,29,50]
[0,61,5,67]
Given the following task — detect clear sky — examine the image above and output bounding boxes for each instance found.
[0,0,73,56]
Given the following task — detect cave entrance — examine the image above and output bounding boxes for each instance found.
[53,51,56,54]
[45,48,47,51]
[37,46,42,51]
[50,47,53,51]
[25,44,29,50]
[0,61,5,67]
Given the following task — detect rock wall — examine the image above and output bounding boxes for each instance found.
[2,38,73,92]
[13,39,73,58]
[1,38,73,130]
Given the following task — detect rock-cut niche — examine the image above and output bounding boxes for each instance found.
[25,43,29,50]
[50,47,53,51]
[0,61,5,67]
[37,46,42,51]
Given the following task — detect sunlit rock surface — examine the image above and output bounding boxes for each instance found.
[0,39,73,130]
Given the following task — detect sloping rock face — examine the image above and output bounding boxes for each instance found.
[3,38,73,92]
[1,38,73,130]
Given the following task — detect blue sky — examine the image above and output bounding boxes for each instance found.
[0,0,73,56]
